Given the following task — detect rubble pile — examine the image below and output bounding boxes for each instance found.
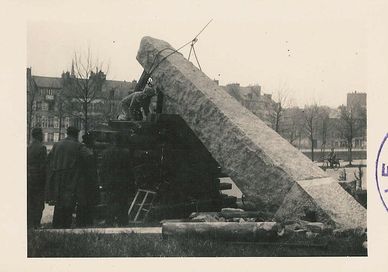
[162,208,367,242]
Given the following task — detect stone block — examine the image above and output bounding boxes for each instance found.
[275,178,366,229]
[136,36,366,228]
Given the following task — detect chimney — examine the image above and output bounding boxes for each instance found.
[26,67,32,79]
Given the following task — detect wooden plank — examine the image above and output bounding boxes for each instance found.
[162,222,279,241]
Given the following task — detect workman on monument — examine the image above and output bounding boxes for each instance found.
[27,127,47,229]
[117,80,156,121]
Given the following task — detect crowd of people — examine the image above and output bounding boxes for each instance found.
[27,126,135,229]
[27,85,159,229]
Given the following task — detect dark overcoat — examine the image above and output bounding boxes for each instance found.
[27,140,47,213]
[46,137,87,208]
[76,145,99,207]
[100,146,134,199]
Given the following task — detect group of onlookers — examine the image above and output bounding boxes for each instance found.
[27,126,135,229]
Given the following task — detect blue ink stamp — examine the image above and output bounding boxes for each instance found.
[376,133,388,211]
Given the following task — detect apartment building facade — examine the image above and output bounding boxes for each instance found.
[27,68,136,147]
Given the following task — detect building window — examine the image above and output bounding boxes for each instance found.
[43,133,48,142]
[42,102,48,111]
[109,89,115,99]
[47,133,54,142]
[36,101,42,111]
[65,117,70,128]
[48,116,54,128]
[34,115,41,127]
[53,133,59,142]
[41,116,48,128]
[60,117,65,128]
[54,117,59,128]
[48,102,55,111]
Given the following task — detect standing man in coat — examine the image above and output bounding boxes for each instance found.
[100,133,134,226]
[76,132,99,227]
[46,126,90,228]
[27,128,47,229]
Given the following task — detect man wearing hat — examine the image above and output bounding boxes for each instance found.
[118,84,156,121]
[76,132,99,227]
[27,128,47,228]
[46,126,91,228]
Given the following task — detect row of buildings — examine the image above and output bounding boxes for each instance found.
[27,67,366,152]
[217,81,366,150]
[27,67,136,146]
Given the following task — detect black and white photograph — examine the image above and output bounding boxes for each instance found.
[2,0,388,270]
[26,0,367,257]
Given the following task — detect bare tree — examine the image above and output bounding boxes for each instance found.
[61,49,107,132]
[283,107,304,146]
[317,106,331,159]
[303,103,319,161]
[54,86,67,140]
[337,104,366,165]
[270,90,290,133]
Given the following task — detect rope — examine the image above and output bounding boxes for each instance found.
[148,40,192,76]
[147,19,213,76]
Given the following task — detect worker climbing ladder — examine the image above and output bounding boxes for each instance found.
[128,189,157,223]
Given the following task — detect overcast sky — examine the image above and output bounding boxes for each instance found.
[26,0,367,107]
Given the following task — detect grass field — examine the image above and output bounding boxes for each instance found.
[28,230,367,257]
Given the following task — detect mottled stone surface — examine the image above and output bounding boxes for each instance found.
[275,177,366,229]
[136,36,366,228]
[274,182,334,226]
[298,178,366,229]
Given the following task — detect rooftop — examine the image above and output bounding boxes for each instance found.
[31,74,136,98]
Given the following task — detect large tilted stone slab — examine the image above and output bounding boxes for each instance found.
[136,36,366,228]
[275,178,367,229]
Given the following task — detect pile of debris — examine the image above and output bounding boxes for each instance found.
[161,208,367,244]
[189,208,269,223]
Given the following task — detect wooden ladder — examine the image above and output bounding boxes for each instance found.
[127,189,157,223]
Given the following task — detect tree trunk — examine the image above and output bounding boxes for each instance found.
[162,222,280,241]
[348,142,353,166]
[311,136,314,161]
[83,101,88,132]
[191,210,267,219]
